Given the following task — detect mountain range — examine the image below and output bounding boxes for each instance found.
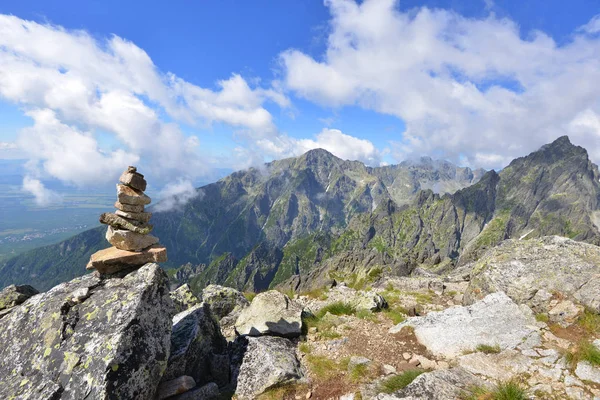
[1,135,598,293]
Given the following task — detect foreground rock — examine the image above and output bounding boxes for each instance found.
[390,292,540,358]
[202,284,249,339]
[86,245,167,274]
[376,368,490,400]
[0,263,172,399]
[464,236,600,312]
[163,303,228,387]
[171,284,201,313]
[235,290,303,337]
[235,336,304,399]
[106,226,159,251]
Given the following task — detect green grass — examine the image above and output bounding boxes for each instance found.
[384,307,407,324]
[316,302,357,318]
[299,342,311,354]
[243,292,256,302]
[349,363,372,383]
[305,355,349,380]
[461,381,527,400]
[578,308,600,335]
[378,370,424,394]
[476,344,501,354]
[356,309,378,321]
[565,341,600,369]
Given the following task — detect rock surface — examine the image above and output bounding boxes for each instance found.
[170,382,219,400]
[390,292,540,358]
[100,212,153,234]
[114,200,145,213]
[0,263,172,399]
[164,303,228,386]
[157,376,196,400]
[86,245,167,274]
[0,284,39,311]
[106,226,159,251]
[235,336,304,399]
[117,183,151,205]
[115,209,152,223]
[119,166,147,191]
[235,290,303,337]
[464,236,600,312]
[171,284,201,313]
[202,284,249,338]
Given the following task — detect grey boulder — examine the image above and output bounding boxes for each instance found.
[235,336,304,399]
[171,284,201,313]
[202,284,249,338]
[0,284,38,312]
[0,263,173,400]
[235,290,303,337]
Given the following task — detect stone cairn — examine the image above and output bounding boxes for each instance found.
[87,166,167,274]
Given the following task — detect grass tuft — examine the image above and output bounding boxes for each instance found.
[565,340,600,369]
[475,344,501,354]
[378,370,424,394]
[316,301,357,318]
[535,313,549,323]
[578,308,600,335]
[460,380,527,400]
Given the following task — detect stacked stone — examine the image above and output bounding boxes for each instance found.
[87,166,167,274]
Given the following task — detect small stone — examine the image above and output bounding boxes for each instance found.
[115,201,144,213]
[117,184,151,206]
[306,392,312,399]
[403,352,412,360]
[383,364,397,375]
[86,245,167,274]
[157,376,196,400]
[308,327,318,334]
[100,212,153,235]
[170,382,219,400]
[119,167,147,192]
[106,226,159,251]
[115,209,152,223]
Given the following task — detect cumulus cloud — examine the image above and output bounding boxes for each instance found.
[22,176,62,206]
[154,179,203,212]
[0,142,17,150]
[0,14,288,201]
[280,0,600,168]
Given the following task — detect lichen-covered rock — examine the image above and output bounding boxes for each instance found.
[202,284,249,339]
[171,284,201,313]
[375,368,490,400]
[0,263,173,399]
[235,336,304,400]
[464,236,600,312]
[0,284,39,311]
[99,212,153,234]
[390,292,540,358]
[235,290,303,337]
[164,303,228,387]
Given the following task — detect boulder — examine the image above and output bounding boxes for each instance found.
[575,362,600,385]
[106,226,159,251]
[86,245,167,274]
[0,284,39,311]
[375,368,490,400]
[157,376,196,399]
[0,263,172,399]
[170,382,219,400]
[117,183,152,206]
[115,209,152,223]
[390,292,540,358]
[171,284,201,313]
[457,350,534,381]
[235,336,304,400]
[115,200,145,213]
[119,166,147,192]
[163,303,228,387]
[235,290,303,337]
[100,212,153,234]
[464,236,600,312]
[202,284,249,338]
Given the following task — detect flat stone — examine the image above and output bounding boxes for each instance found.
[117,184,151,206]
[390,292,539,358]
[575,361,600,384]
[170,382,219,400]
[457,350,533,381]
[235,290,303,337]
[119,167,147,192]
[100,212,153,235]
[106,226,159,251]
[86,245,167,274]
[157,376,196,400]
[115,209,152,223]
[115,201,145,213]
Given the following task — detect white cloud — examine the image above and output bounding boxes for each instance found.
[0,14,288,202]
[296,128,381,165]
[579,14,600,34]
[280,0,600,169]
[0,142,17,150]
[154,179,202,212]
[22,176,62,206]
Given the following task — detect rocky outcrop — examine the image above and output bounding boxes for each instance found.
[202,284,249,339]
[0,263,172,399]
[235,336,304,400]
[235,290,303,337]
[464,236,600,313]
[0,284,38,315]
[163,303,228,387]
[390,292,540,358]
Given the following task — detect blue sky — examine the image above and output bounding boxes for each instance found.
[0,0,599,205]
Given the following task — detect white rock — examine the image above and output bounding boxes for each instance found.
[457,350,533,381]
[575,361,600,385]
[390,292,540,358]
[235,291,303,337]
